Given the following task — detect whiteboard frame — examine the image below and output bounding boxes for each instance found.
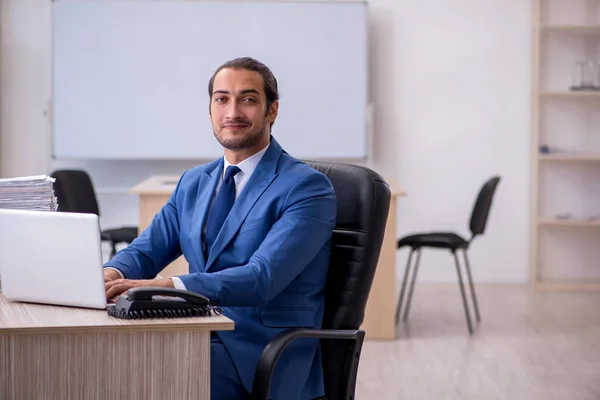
[49,0,371,162]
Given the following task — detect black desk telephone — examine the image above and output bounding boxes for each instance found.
[107,287,222,320]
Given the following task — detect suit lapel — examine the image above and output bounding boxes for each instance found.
[205,138,282,271]
[190,159,223,270]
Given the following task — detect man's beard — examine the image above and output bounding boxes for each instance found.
[213,119,268,150]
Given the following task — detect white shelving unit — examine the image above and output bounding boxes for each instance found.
[531,0,600,290]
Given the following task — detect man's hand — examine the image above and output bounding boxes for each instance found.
[105,277,174,300]
[103,268,121,283]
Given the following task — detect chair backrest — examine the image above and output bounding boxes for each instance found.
[469,176,501,237]
[306,161,391,399]
[50,170,101,216]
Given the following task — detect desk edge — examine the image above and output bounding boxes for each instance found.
[0,321,234,335]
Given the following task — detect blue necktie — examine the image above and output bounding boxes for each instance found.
[204,165,241,253]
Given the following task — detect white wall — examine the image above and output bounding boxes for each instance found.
[368,0,532,283]
[0,0,52,177]
[0,0,532,283]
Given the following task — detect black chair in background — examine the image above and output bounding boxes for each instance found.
[395,176,501,335]
[50,169,138,258]
[251,162,391,400]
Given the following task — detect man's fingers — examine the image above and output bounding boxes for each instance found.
[105,278,124,292]
[105,279,137,299]
[106,283,133,300]
[105,279,157,300]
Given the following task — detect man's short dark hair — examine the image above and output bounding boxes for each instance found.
[208,57,280,119]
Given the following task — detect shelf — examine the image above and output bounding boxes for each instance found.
[538,218,600,227]
[540,25,600,35]
[539,154,600,161]
[534,280,600,291]
[530,2,600,291]
[540,91,600,98]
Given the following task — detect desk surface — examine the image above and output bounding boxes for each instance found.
[131,173,407,197]
[0,294,234,334]
[130,174,181,195]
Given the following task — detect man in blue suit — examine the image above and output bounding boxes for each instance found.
[103,57,337,400]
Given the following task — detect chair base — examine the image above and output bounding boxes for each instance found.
[395,247,481,335]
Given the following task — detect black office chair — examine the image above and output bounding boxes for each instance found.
[50,169,138,258]
[395,176,501,335]
[251,162,391,400]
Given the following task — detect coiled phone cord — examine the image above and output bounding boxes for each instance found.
[107,305,223,320]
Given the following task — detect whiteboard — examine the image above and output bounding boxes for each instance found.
[51,0,368,160]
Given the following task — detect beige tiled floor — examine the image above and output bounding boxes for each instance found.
[356,284,600,400]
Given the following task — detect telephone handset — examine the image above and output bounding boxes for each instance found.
[107,287,222,320]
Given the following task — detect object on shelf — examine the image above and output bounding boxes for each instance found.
[539,144,586,154]
[555,213,600,222]
[570,60,600,91]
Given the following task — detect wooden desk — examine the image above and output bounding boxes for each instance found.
[0,295,233,399]
[130,175,190,278]
[131,175,406,340]
[363,179,406,340]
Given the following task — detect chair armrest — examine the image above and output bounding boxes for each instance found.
[251,328,364,400]
[100,231,114,241]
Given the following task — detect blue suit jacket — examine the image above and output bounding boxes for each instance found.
[105,137,337,399]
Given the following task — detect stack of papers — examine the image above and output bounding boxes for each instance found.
[0,175,58,212]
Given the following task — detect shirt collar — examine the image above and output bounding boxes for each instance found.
[223,141,270,178]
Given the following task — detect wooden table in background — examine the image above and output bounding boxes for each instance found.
[130,175,406,340]
[0,294,234,399]
[130,176,190,278]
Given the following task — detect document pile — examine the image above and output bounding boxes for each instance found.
[0,175,58,212]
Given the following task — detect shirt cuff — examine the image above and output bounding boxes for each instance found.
[104,267,124,279]
[170,276,187,290]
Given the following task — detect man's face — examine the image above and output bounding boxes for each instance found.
[210,68,278,151]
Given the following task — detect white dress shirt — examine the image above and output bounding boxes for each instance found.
[107,142,270,292]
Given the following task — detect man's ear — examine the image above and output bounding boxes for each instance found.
[267,100,279,124]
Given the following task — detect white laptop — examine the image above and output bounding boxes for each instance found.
[0,208,109,309]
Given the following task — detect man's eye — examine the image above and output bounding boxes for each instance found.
[243,98,257,103]
[215,97,227,103]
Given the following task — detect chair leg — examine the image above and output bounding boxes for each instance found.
[462,250,481,322]
[402,248,422,321]
[395,248,415,324]
[453,251,473,335]
[110,242,117,259]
